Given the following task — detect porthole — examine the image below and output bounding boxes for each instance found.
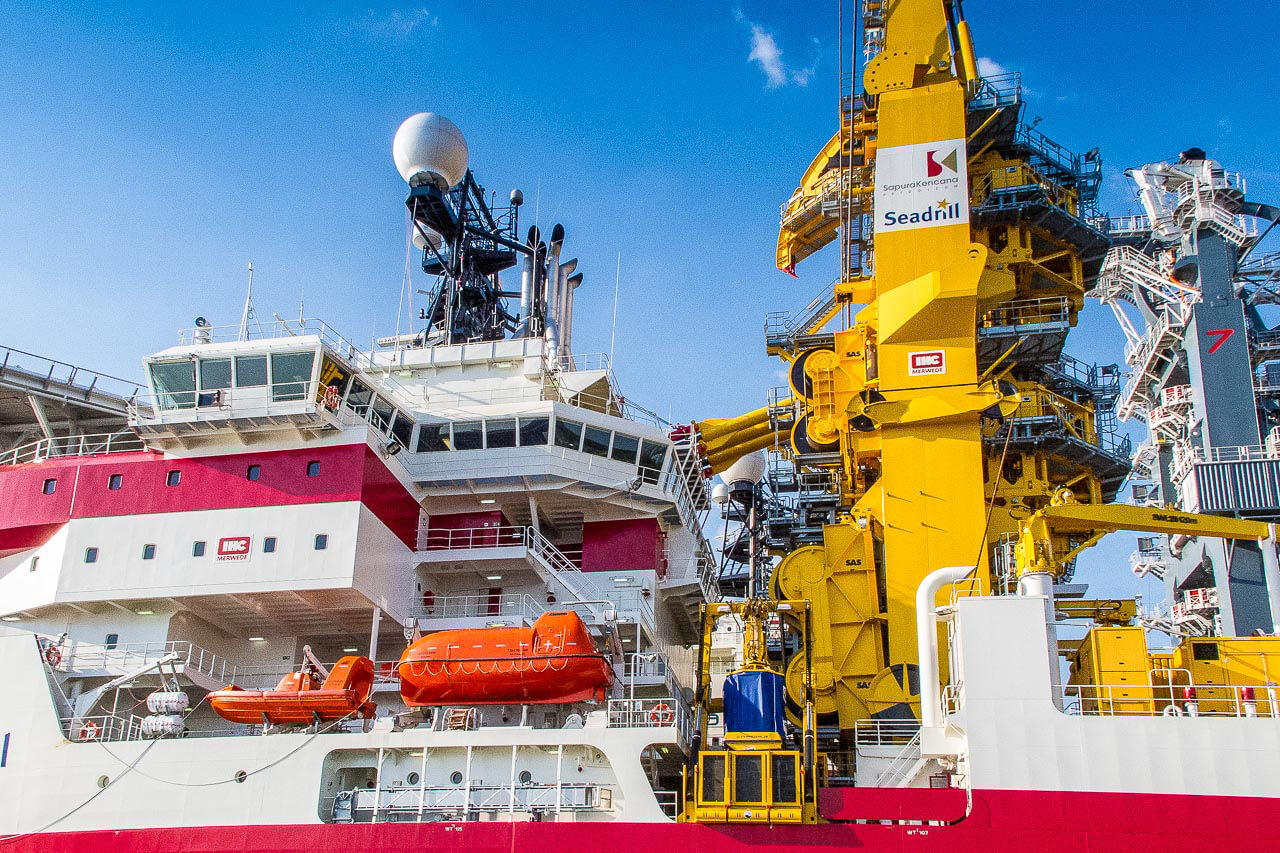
[234,770,248,784]
[518,770,533,785]
[406,771,420,786]
[97,775,110,789]
[450,770,463,785]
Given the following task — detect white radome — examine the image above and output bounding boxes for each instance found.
[393,112,469,188]
[412,226,444,251]
[722,452,766,488]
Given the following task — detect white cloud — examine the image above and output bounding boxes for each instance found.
[365,8,437,38]
[736,9,817,89]
[976,56,1009,79]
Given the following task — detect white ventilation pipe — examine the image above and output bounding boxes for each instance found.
[1262,525,1280,635]
[554,259,577,360]
[916,565,974,728]
[562,272,584,359]
[543,225,565,357]
[1018,569,1060,704]
[516,249,535,338]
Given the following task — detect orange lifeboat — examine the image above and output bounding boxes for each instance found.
[398,611,613,706]
[209,656,377,725]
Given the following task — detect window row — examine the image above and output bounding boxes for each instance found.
[413,416,669,484]
[149,351,317,410]
[81,535,328,563]
[39,461,322,496]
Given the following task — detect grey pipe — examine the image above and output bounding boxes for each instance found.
[563,271,583,359]
[555,258,577,361]
[544,224,565,356]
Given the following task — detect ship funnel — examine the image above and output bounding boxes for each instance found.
[393,113,469,189]
[544,225,566,356]
[561,271,584,358]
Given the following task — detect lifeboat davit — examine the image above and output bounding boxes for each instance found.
[398,611,613,706]
[209,656,377,725]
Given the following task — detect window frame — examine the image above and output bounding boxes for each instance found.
[107,473,123,490]
[141,544,157,560]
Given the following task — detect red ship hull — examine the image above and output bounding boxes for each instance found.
[9,788,1280,852]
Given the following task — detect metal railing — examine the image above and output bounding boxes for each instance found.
[979,296,1070,330]
[607,696,693,745]
[852,718,920,747]
[417,525,526,551]
[1063,680,1280,718]
[57,638,242,685]
[874,729,924,787]
[412,592,546,625]
[0,431,147,467]
[129,380,330,424]
[340,781,608,819]
[176,317,371,367]
[0,343,144,404]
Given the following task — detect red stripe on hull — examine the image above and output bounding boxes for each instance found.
[0,445,420,549]
[6,789,1280,852]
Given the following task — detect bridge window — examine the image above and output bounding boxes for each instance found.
[41,478,56,495]
[486,419,516,449]
[234,355,268,388]
[518,417,549,447]
[554,418,583,451]
[610,433,639,465]
[582,425,611,458]
[108,474,123,490]
[452,422,482,451]
[246,464,261,481]
[199,358,232,391]
[104,633,118,650]
[192,541,206,557]
[369,396,395,434]
[150,361,196,410]
[142,544,156,560]
[345,379,373,414]
[390,413,414,450]
[314,534,328,551]
[638,440,667,485]
[84,547,99,564]
[415,423,449,453]
[263,537,277,554]
[166,470,181,487]
[269,352,314,402]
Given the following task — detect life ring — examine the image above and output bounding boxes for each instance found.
[649,702,675,725]
[78,720,100,741]
[1162,705,1184,717]
[42,643,61,668]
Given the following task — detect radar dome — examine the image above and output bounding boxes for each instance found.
[393,113,468,188]
[722,452,766,489]
[413,226,444,251]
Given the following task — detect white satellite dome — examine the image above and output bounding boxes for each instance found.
[393,112,469,188]
[412,225,444,251]
[722,452,766,488]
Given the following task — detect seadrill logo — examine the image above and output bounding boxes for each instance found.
[874,138,970,233]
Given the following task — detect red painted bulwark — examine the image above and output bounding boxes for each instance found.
[818,785,967,821]
[0,522,63,559]
[13,789,1280,851]
[425,511,508,530]
[582,518,661,572]
[0,444,420,550]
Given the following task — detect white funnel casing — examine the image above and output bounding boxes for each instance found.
[393,113,469,188]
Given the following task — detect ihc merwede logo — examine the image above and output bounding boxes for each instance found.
[926,147,959,177]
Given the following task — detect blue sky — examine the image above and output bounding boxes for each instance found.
[3,1,1278,607]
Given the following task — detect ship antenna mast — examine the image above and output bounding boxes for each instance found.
[238,260,257,342]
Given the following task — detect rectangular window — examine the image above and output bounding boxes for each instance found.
[486,419,516,449]
[234,355,268,388]
[142,544,156,560]
[108,474,123,490]
[29,556,38,573]
[269,352,314,402]
[263,537,277,554]
[732,754,763,803]
[314,534,328,551]
[84,547,99,564]
[582,425,611,458]
[246,464,261,481]
[199,358,232,391]
[638,440,667,485]
[41,478,56,495]
[368,395,395,434]
[306,460,321,477]
[701,754,726,803]
[192,541,206,557]
[452,421,483,451]
[415,423,450,452]
[554,418,583,451]
[166,470,181,487]
[610,433,639,465]
[390,412,415,450]
[104,633,119,650]
[771,754,798,804]
[150,360,197,410]
[345,378,373,414]
[517,417,549,447]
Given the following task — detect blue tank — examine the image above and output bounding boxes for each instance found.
[722,669,787,737]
